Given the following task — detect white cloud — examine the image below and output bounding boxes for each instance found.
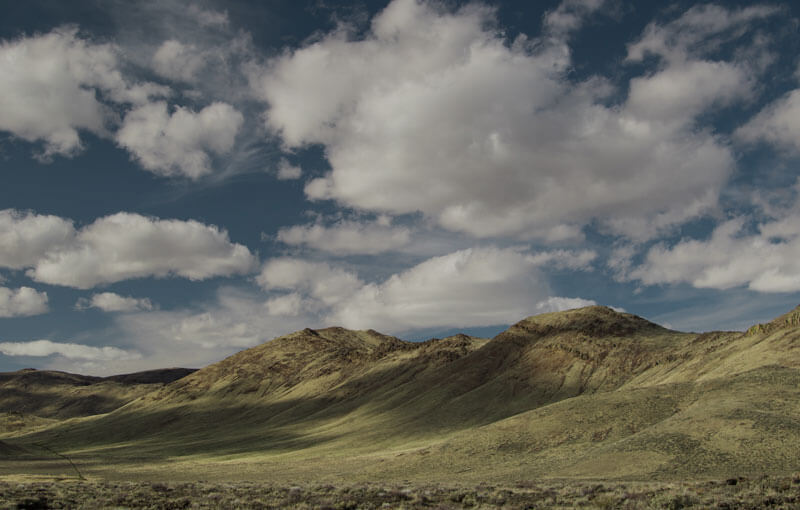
[264,292,305,317]
[0,209,75,269]
[624,4,777,127]
[628,202,800,292]
[29,212,257,288]
[252,0,770,241]
[0,210,256,289]
[0,287,49,317]
[276,158,302,180]
[76,292,154,313]
[259,246,553,333]
[543,0,604,36]
[152,40,207,82]
[0,27,167,158]
[331,247,550,331]
[151,289,312,351]
[606,243,638,282]
[0,339,139,361]
[257,258,364,308]
[276,218,411,255]
[626,4,779,64]
[186,5,229,27]
[625,60,751,126]
[535,296,597,313]
[116,101,244,178]
[736,89,800,153]
[38,286,309,374]
[58,245,596,374]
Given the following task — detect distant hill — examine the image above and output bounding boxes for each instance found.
[0,367,196,436]
[4,305,800,483]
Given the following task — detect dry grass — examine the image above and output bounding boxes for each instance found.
[1,476,800,509]
[4,306,800,490]
[0,368,195,437]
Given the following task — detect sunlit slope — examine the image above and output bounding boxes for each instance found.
[13,306,693,454]
[385,307,800,480]
[9,305,800,481]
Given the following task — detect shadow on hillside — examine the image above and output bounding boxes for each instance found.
[8,340,631,460]
[0,387,130,419]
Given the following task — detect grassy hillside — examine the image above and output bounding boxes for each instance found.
[0,368,195,436]
[3,305,800,483]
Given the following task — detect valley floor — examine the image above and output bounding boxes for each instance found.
[2,476,800,509]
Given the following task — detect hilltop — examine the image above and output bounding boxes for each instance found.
[2,305,800,484]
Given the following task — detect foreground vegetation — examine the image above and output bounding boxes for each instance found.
[2,476,800,509]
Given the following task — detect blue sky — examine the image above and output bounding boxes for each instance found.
[1,0,800,375]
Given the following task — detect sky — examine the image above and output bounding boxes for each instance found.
[1,0,800,375]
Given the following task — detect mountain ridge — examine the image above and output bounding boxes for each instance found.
[3,304,800,483]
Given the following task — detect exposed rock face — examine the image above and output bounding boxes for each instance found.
[747,305,800,336]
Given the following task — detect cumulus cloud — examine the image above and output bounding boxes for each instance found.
[276,217,411,255]
[0,287,49,317]
[252,0,774,241]
[152,40,207,82]
[76,292,154,313]
[0,339,139,361]
[736,89,800,153]
[543,0,605,36]
[535,296,597,313]
[276,158,302,180]
[113,288,310,359]
[628,194,800,293]
[625,4,777,124]
[116,101,244,178]
[331,248,552,331]
[45,286,313,374]
[0,209,75,269]
[257,258,364,308]
[0,27,166,158]
[0,209,256,289]
[259,246,561,333]
[149,29,247,87]
[29,212,257,288]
